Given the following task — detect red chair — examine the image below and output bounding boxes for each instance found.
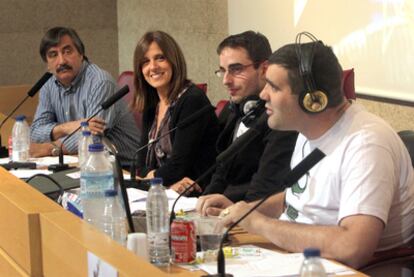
[342,68,356,100]
[215,99,229,117]
[117,71,143,132]
[196,83,207,94]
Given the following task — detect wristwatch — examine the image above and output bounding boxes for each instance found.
[51,143,60,156]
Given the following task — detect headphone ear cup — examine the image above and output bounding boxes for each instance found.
[300,90,328,113]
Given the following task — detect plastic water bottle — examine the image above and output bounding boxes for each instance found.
[146,177,170,266]
[78,130,93,168]
[80,143,115,230]
[102,189,128,246]
[11,115,30,162]
[300,248,327,277]
[80,121,89,132]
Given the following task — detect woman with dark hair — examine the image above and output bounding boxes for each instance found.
[132,30,219,192]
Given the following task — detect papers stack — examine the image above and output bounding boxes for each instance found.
[127,188,198,213]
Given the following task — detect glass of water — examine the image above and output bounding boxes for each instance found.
[196,216,225,262]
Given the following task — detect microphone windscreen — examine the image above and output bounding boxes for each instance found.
[27,72,53,97]
[101,85,129,110]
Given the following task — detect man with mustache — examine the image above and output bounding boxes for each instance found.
[30,27,140,163]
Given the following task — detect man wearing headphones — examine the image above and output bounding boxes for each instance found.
[208,34,414,269]
[173,31,297,201]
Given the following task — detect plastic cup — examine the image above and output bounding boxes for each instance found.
[196,216,224,262]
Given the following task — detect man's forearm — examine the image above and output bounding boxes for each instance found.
[51,120,82,141]
[253,214,383,269]
[250,192,285,218]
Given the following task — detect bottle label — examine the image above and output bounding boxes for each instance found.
[8,136,12,157]
[80,172,114,199]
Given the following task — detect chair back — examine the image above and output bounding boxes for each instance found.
[398,130,414,167]
[343,68,356,100]
[117,71,143,132]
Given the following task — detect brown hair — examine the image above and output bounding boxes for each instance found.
[40,26,87,62]
[132,31,190,112]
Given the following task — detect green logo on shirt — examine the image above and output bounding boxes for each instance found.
[286,204,298,220]
[291,180,306,194]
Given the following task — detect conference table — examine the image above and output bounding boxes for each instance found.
[0,167,368,276]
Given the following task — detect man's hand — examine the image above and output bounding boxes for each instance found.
[170,177,202,195]
[196,194,234,216]
[217,201,263,233]
[30,142,54,157]
[52,117,106,139]
[88,117,106,135]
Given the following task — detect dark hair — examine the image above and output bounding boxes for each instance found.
[132,30,190,112]
[268,42,344,108]
[39,27,87,62]
[217,31,272,67]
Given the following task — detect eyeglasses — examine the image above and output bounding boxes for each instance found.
[214,63,257,78]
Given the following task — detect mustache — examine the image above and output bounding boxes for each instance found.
[56,64,72,73]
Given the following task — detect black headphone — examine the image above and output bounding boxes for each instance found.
[229,95,265,126]
[295,32,329,113]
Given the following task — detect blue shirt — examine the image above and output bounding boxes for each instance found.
[30,61,140,162]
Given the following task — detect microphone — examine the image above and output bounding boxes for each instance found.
[240,99,265,125]
[168,112,269,252]
[0,72,53,158]
[216,112,268,163]
[48,85,129,172]
[207,148,326,277]
[129,104,214,180]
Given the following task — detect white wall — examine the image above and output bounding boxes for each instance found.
[228,0,414,131]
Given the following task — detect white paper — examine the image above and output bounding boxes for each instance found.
[67,171,131,180]
[32,155,79,167]
[197,246,353,277]
[0,155,79,167]
[87,251,117,277]
[127,188,197,213]
[9,169,52,179]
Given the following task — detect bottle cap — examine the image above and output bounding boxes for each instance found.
[104,189,118,197]
[82,130,91,136]
[303,248,321,258]
[15,115,26,121]
[80,121,89,127]
[88,143,104,152]
[150,177,163,186]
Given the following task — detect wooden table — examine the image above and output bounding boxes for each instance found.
[0,168,368,276]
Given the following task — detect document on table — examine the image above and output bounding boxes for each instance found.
[127,188,198,213]
[9,169,52,179]
[0,156,79,167]
[196,246,355,277]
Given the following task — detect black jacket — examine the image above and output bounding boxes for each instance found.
[138,84,219,186]
[203,102,298,202]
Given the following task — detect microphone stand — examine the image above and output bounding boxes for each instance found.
[112,151,135,233]
[169,164,217,225]
[204,148,326,277]
[48,85,130,172]
[0,72,53,158]
[48,108,102,172]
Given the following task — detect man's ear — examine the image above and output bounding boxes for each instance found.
[259,60,269,76]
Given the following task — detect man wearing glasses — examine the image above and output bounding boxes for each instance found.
[176,31,297,205]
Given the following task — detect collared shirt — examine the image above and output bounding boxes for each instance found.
[30,61,141,162]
